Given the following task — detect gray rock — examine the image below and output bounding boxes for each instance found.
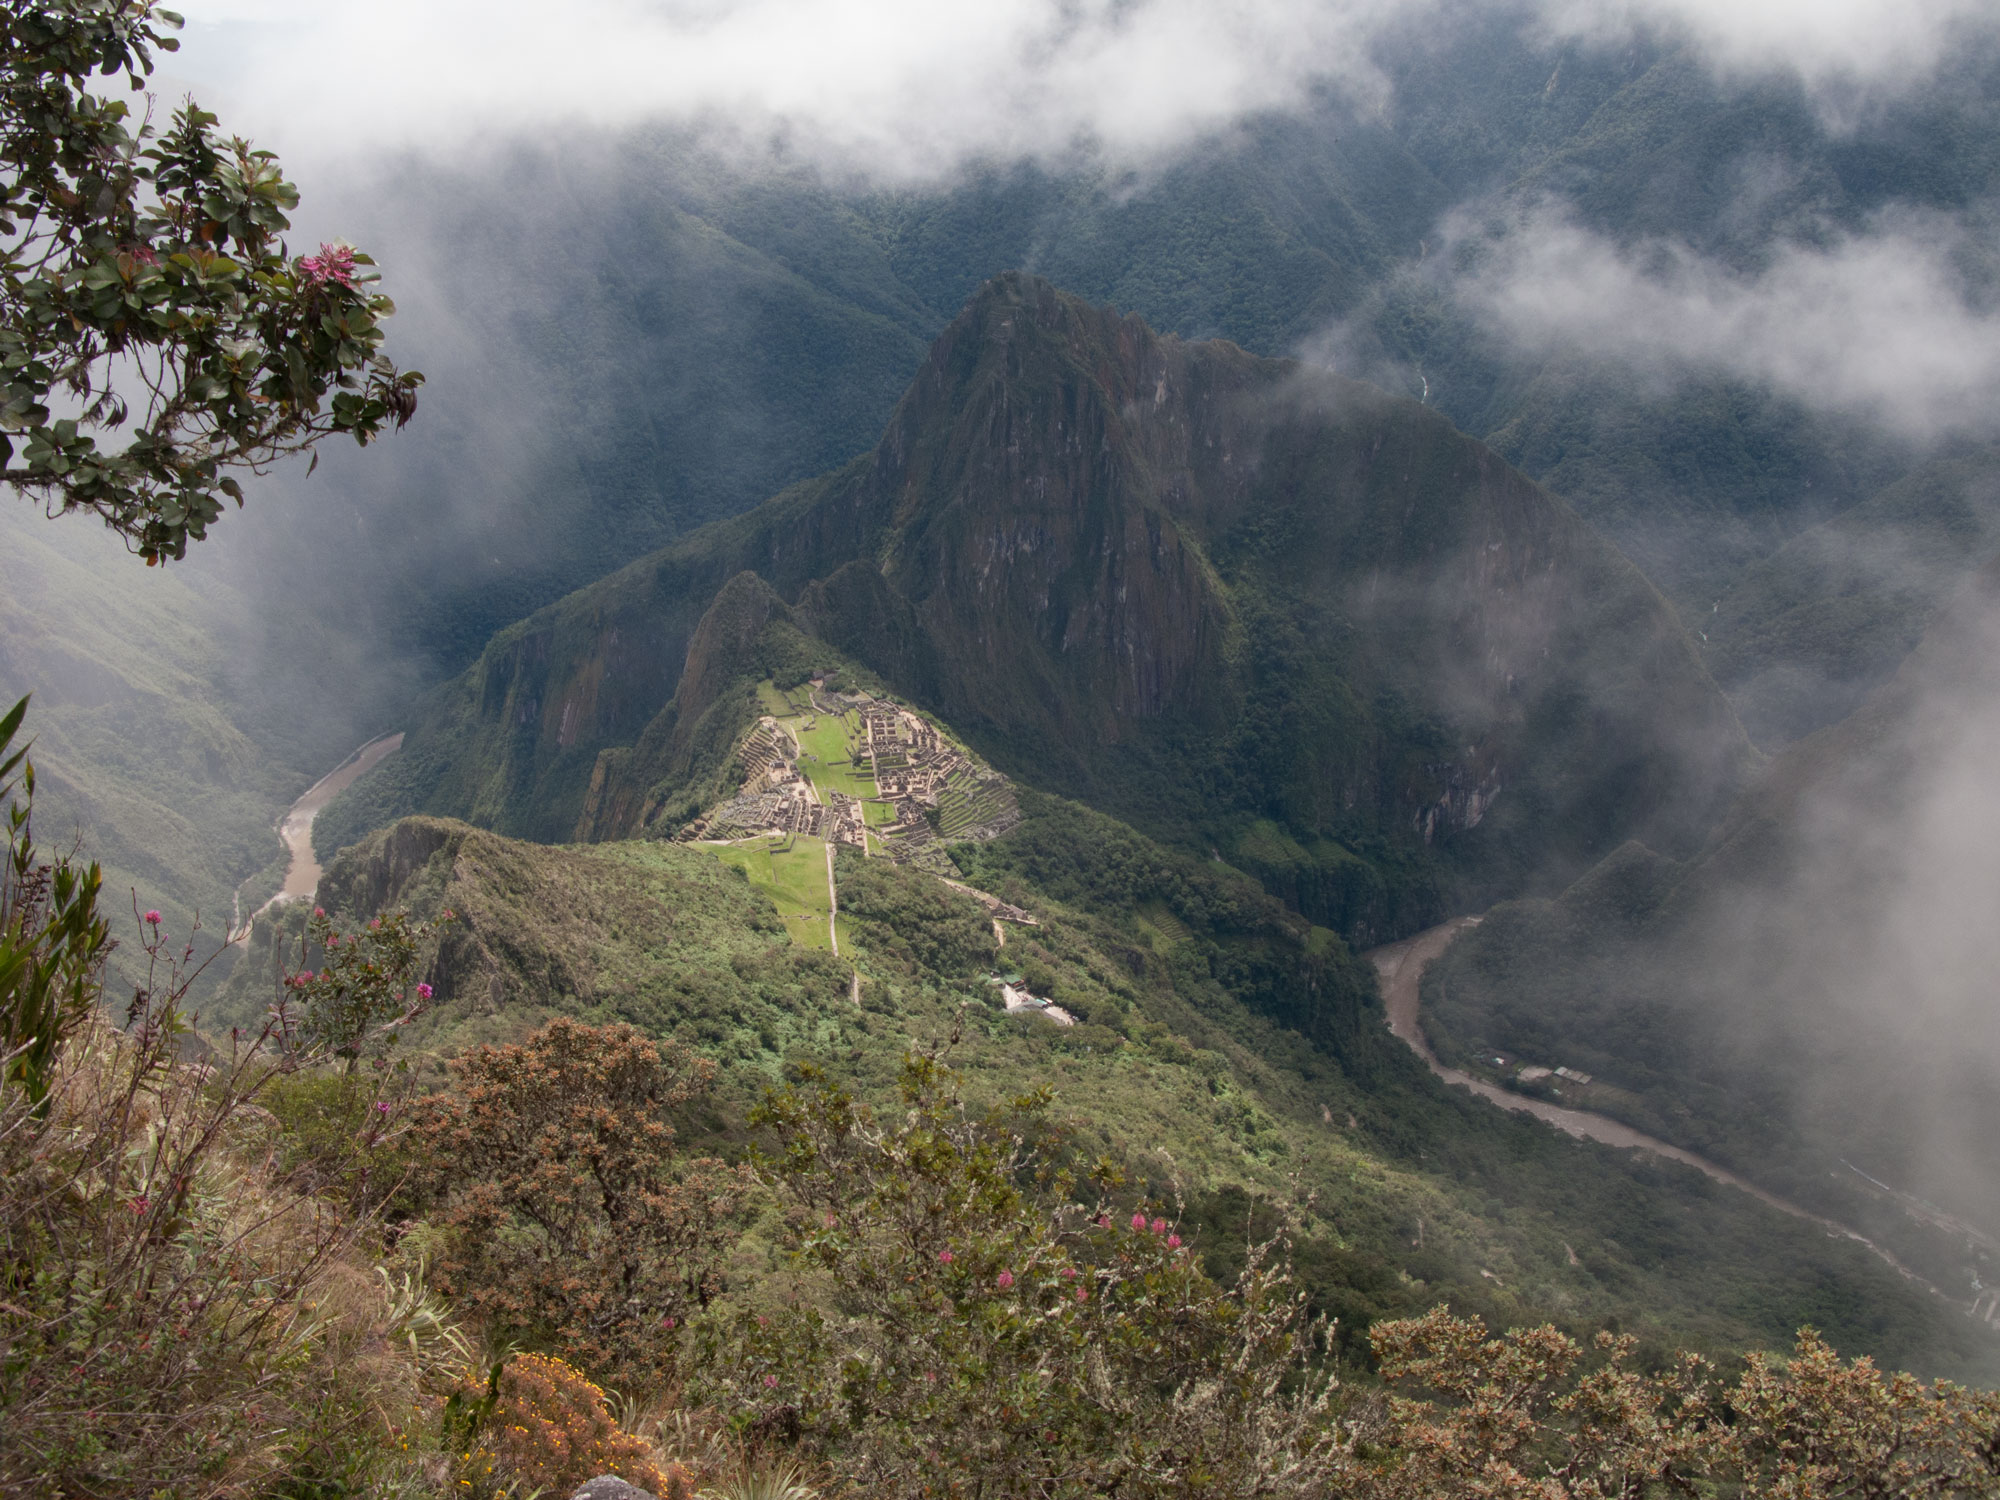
[571,1479,656,1500]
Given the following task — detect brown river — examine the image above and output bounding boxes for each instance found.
[234,732,403,936]
[1364,918,1944,1293]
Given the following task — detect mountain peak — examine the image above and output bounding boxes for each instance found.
[349,275,1748,940]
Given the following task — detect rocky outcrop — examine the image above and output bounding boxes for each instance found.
[570,1478,658,1500]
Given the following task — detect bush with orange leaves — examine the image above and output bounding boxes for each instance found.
[412,1019,751,1394]
[447,1350,688,1498]
[1361,1306,2000,1498]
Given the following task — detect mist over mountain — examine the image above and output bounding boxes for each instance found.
[11,0,2000,1419]
[154,6,1998,771]
[1421,556,2000,1280]
[322,273,1751,946]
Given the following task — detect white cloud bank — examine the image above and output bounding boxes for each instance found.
[170,0,1395,175]
[1455,210,2000,440]
[171,0,1997,176]
[1542,0,1994,97]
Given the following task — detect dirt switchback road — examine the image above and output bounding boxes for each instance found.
[1366,919,1944,1292]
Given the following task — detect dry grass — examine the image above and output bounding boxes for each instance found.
[0,1008,450,1497]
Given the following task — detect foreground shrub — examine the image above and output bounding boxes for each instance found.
[0,695,109,1110]
[448,1350,673,1497]
[0,959,439,1495]
[1361,1307,2000,1498]
[698,1042,1345,1497]
[414,1018,752,1394]
[0,695,452,1496]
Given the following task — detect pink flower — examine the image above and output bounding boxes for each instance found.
[294,970,315,984]
[1152,1218,1168,1235]
[660,1315,676,1330]
[996,1270,1014,1289]
[126,244,158,267]
[299,242,358,289]
[1075,1286,1088,1303]
[375,1101,391,1113]
[1131,1212,1147,1231]
[129,1195,149,1215]
[313,907,325,918]
[763,1374,779,1389]
[1095,1214,1111,1228]
[369,918,380,930]
[1167,1234,1181,1249]
[143,910,162,926]
[1060,1267,1076,1279]
[938,1249,954,1264]
[416,982,433,1000]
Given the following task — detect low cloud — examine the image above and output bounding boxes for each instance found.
[1540,0,1994,102]
[171,0,1396,177]
[1451,207,2000,442]
[172,0,1997,179]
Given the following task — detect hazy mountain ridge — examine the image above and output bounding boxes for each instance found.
[324,274,1751,947]
[251,20,2000,726]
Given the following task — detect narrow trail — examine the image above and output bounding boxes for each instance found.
[825,837,839,956]
[233,733,403,938]
[1365,919,1947,1297]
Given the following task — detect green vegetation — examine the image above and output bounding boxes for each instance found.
[0,0,420,563]
[220,807,2000,1384]
[711,834,847,953]
[1705,445,2000,746]
[10,671,2000,1492]
[790,713,873,799]
[14,8,2000,1487]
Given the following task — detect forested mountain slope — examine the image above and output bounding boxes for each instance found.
[323,275,1750,945]
[226,795,2000,1381]
[0,507,303,954]
[1704,446,2000,746]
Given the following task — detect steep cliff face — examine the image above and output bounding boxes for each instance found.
[863,277,1241,744]
[333,273,1750,940]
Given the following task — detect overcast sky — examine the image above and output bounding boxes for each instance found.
[171,0,1995,176]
